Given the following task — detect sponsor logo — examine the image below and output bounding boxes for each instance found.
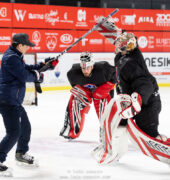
[14,9,26,21]
[60,34,73,44]
[156,38,170,46]
[77,9,86,21]
[121,14,136,25]
[145,57,170,67]
[0,35,11,45]
[156,14,170,26]
[60,12,73,24]
[83,84,97,90]
[32,31,41,46]
[46,36,57,51]
[45,10,59,26]
[138,36,148,48]
[0,7,7,17]
[138,16,154,23]
[89,39,103,45]
[76,9,87,27]
[28,13,44,20]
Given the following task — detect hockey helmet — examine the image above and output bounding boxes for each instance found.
[115,32,137,54]
[80,51,94,69]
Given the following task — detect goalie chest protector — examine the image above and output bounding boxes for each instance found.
[67,61,116,89]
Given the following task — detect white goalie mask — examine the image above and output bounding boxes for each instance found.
[80,52,94,69]
[115,32,137,54]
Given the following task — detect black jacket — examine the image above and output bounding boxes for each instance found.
[0,46,41,105]
[115,48,159,105]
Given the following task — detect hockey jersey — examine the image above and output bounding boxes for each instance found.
[67,61,116,96]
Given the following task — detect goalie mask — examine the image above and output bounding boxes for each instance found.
[80,52,94,69]
[115,32,137,54]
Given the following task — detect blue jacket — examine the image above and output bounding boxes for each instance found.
[0,46,41,105]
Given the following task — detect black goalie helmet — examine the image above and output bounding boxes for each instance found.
[80,51,94,68]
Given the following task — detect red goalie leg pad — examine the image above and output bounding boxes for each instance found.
[68,95,91,139]
[127,118,170,165]
[93,95,111,120]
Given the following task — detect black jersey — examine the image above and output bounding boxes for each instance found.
[67,61,116,92]
[115,48,159,105]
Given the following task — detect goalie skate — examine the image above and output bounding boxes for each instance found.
[0,163,13,177]
[15,153,39,167]
[92,144,119,165]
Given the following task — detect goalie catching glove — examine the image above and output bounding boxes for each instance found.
[92,81,115,99]
[120,92,142,119]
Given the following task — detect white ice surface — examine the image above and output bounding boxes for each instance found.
[0,87,170,180]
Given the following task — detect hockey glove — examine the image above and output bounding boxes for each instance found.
[34,70,44,83]
[41,57,59,71]
[120,92,142,119]
[92,82,115,99]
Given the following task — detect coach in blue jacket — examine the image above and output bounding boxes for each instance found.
[0,33,44,175]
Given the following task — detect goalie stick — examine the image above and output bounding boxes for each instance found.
[35,8,119,93]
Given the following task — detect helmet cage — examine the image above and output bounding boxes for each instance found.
[80,52,94,68]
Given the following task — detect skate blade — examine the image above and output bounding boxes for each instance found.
[0,168,13,177]
[16,159,39,168]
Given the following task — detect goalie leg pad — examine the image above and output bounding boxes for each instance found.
[93,95,111,121]
[60,94,91,139]
[92,95,129,164]
[127,118,170,165]
[92,126,128,165]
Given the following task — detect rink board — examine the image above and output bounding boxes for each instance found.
[36,52,170,90]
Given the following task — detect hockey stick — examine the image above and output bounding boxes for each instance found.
[35,8,119,93]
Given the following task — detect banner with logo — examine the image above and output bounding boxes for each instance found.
[35,52,170,87]
[2,2,170,31]
[1,29,170,53]
[105,8,170,31]
[0,51,169,86]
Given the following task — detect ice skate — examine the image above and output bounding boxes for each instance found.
[92,145,119,165]
[15,152,39,167]
[0,163,13,177]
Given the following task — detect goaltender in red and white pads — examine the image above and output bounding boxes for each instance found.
[92,92,170,165]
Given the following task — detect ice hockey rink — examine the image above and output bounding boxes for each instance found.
[0,87,170,180]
